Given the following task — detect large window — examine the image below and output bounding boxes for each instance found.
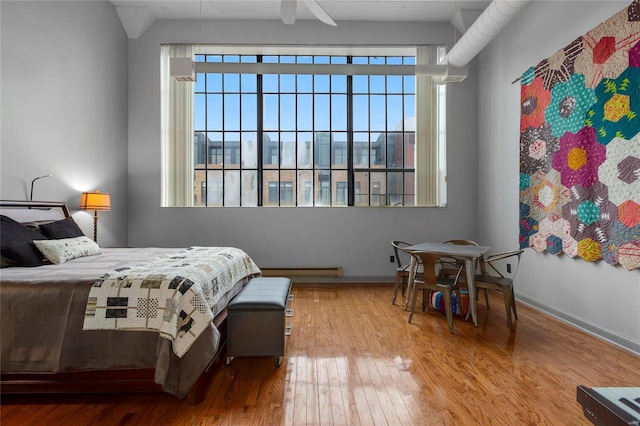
[164,46,446,207]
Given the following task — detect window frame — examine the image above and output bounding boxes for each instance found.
[163,45,446,208]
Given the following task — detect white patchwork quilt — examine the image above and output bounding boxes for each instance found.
[83,246,261,357]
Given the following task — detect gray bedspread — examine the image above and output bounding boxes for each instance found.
[0,247,258,398]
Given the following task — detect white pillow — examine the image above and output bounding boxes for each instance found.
[34,236,102,264]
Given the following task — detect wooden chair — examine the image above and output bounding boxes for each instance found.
[407,251,463,333]
[391,240,423,305]
[473,249,525,331]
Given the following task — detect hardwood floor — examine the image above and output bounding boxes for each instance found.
[2,283,638,425]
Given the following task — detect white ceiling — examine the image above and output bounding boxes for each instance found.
[110,0,491,24]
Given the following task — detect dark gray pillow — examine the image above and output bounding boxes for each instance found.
[0,255,19,268]
[39,217,84,239]
[0,215,48,266]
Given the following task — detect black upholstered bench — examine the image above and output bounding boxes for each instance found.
[226,277,293,367]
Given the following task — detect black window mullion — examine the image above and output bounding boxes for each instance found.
[295,71,299,206]
[238,65,243,205]
[277,57,281,206]
[384,59,388,206]
[312,69,316,206]
[257,55,264,206]
[401,64,405,205]
[204,55,210,206]
[368,68,372,206]
[347,56,354,206]
[221,55,226,206]
[328,69,332,206]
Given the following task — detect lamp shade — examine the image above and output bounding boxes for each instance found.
[80,191,111,211]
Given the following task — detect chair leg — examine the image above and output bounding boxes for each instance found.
[454,289,462,316]
[422,289,428,312]
[408,283,420,323]
[443,287,454,334]
[484,288,490,308]
[392,271,401,305]
[503,285,514,331]
[404,276,413,311]
[423,290,432,312]
[511,289,518,320]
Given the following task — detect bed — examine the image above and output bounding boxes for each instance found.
[0,200,261,403]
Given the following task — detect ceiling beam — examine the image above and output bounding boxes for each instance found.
[115,6,155,39]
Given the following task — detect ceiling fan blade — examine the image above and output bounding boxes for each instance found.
[303,0,337,27]
[281,0,297,25]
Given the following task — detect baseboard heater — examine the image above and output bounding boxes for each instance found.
[260,267,343,278]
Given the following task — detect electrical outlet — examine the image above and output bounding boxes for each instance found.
[390,255,395,263]
[506,263,512,273]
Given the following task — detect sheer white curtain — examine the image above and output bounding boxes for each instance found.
[415,45,440,207]
[161,45,194,207]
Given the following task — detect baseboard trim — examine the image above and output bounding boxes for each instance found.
[261,267,343,278]
[289,276,394,284]
[517,295,640,356]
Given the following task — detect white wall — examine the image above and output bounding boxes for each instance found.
[127,19,481,277]
[477,1,639,353]
[0,1,129,247]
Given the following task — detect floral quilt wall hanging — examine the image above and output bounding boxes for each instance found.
[519,0,640,271]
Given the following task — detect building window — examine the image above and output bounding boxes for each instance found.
[167,46,445,207]
[268,181,278,204]
[281,181,293,205]
[336,181,347,205]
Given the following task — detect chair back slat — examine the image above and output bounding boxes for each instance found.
[485,249,524,277]
[410,251,440,283]
[443,239,479,246]
[441,239,480,268]
[391,240,412,268]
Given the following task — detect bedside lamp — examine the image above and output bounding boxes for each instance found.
[80,190,111,243]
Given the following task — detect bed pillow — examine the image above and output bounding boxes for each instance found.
[1,255,20,268]
[39,217,85,239]
[34,236,102,264]
[0,215,48,266]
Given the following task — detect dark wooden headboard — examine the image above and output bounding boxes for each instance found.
[0,200,71,218]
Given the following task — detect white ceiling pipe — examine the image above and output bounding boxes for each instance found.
[445,0,531,68]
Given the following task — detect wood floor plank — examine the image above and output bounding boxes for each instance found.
[292,351,308,426]
[305,344,321,426]
[282,354,297,426]
[313,346,330,425]
[2,283,639,425]
[325,351,349,425]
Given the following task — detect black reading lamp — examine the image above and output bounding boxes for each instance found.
[29,174,51,201]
